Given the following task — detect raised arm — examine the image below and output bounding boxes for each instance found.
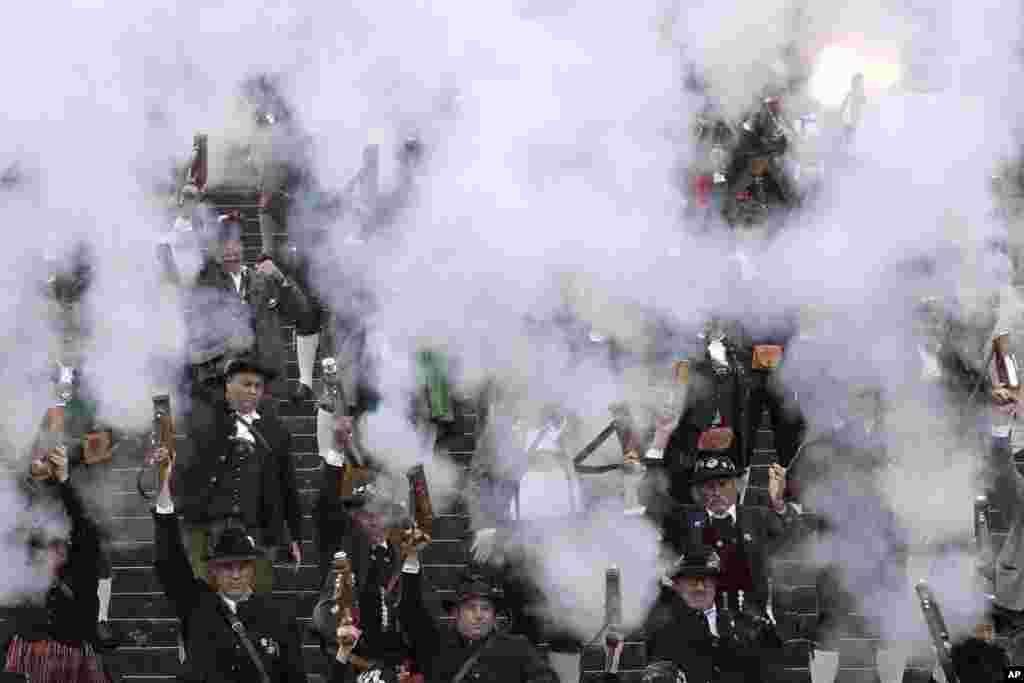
[57,469,101,627]
[398,552,442,670]
[150,446,203,619]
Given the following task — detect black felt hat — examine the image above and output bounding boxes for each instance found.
[341,481,408,520]
[222,354,279,382]
[441,573,505,613]
[667,546,722,579]
[206,527,264,564]
[642,661,688,683]
[690,453,742,485]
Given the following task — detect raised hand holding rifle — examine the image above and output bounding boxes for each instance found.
[150,443,175,509]
[395,465,434,564]
[332,551,362,663]
[138,395,176,500]
[603,566,625,674]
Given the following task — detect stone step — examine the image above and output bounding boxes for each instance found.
[114,674,650,683]
[107,537,468,568]
[111,560,469,595]
[110,643,651,678]
[108,512,471,546]
[110,591,318,621]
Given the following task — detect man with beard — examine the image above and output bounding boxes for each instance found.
[663,453,794,619]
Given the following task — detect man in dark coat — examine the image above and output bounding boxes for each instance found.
[385,566,556,683]
[661,326,744,503]
[662,453,794,618]
[177,355,302,593]
[246,74,328,405]
[732,313,804,472]
[187,213,290,401]
[151,448,306,683]
[646,546,782,683]
[312,479,412,668]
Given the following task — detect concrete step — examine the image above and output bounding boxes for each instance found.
[107,512,471,546]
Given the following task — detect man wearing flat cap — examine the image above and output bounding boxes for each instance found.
[662,453,794,621]
[150,445,305,682]
[645,546,782,683]
[175,353,301,594]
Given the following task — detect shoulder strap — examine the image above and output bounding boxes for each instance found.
[244,417,275,455]
[451,634,496,683]
[218,601,272,683]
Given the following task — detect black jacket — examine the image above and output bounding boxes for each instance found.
[662,503,794,611]
[189,262,289,397]
[646,590,781,683]
[178,399,300,548]
[663,357,744,502]
[397,572,557,683]
[0,480,100,650]
[153,509,305,683]
[312,522,406,664]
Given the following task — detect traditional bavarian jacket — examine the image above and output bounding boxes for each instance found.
[153,506,305,682]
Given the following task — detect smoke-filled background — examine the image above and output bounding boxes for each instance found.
[2,0,1022,644]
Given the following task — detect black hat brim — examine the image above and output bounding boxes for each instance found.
[206,550,265,564]
[669,567,721,579]
[690,469,743,485]
[223,358,279,382]
[441,591,505,613]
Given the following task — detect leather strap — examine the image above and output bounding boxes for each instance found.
[219,602,272,683]
[451,635,495,683]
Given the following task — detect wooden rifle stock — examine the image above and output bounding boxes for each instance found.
[154,396,176,486]
[186,133,207,192]
[31,406,66,480]
[331,551,374,672]
[407,464,433,538]
[995,347,1020,391]
[138,395,175,499]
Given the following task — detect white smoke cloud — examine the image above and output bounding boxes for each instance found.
[0,0,1019,649]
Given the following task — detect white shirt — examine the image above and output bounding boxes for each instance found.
[221,593,252,614]
[704,607,719,636]
[235,411,260,444]
[323,449,347,467]
[707,504,737,525]
[228,271,243,294]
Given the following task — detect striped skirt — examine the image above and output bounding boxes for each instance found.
[4,636,110,683]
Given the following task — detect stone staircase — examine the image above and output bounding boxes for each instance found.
[94,187,954,681]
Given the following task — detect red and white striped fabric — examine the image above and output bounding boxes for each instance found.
[4,636,110,683]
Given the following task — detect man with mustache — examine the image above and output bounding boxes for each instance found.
[663,453,795,621]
